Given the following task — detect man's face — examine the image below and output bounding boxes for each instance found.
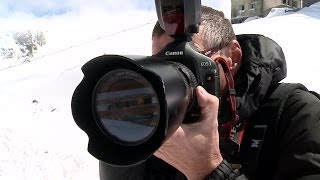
[152,34,174,55]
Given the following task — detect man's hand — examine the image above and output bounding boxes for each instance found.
[154,86,223,180]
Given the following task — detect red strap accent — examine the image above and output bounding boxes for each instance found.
[214,57,245,150]
[214,57,237,122]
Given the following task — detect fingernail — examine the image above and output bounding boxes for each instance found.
[198,86,206,95]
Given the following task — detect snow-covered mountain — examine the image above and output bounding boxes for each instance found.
[0,2,319,180]
[0,29,46,67]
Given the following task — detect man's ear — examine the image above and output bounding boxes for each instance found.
[229,40,242,76]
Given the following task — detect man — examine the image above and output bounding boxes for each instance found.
[100,6,320,180]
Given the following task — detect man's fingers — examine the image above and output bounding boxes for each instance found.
[195,86,219,123]
[196,86,219,112]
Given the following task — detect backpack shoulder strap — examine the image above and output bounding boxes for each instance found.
[262,83,308,120]
[250,82,308,146]
[240,83,309,178]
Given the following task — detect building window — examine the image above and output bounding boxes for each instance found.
[238,5,245,16]
[292,0,298,7]
[239,5,245,11]
[282,0,292,6]
[250,3,256,10]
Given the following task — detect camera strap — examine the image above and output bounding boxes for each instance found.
[214,57,246,154]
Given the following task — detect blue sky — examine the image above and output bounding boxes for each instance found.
[0,0,225,17]
[0,0,71,17]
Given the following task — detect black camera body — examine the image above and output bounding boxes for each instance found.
[153,38,221,122]
[71,0,221,166]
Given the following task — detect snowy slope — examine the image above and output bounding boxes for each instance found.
[0,2,320,180]
[0,9,156,180]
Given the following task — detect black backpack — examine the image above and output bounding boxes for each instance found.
[232,83,320,179]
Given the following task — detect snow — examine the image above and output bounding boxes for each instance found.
[265,7,295,18]
[0,1,320,180]
[0,7,156,180]
[233,2,320,93]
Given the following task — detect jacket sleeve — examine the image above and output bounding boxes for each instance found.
[99,156,187,180]
[99,160,147,180]
[274,89,320,179]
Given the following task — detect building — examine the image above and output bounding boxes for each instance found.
[231,0,318,18]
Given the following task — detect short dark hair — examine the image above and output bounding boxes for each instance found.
[151,6,236,50]
[200,6,236,50]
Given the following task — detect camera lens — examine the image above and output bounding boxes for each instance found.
[93,69,160,145]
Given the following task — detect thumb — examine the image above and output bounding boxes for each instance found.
[196,86,219,121]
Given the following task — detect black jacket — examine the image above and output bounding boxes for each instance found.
[99,34,320,180]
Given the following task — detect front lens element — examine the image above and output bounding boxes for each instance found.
[93,69,160,145]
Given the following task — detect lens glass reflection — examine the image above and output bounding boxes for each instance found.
[94,69,160,145]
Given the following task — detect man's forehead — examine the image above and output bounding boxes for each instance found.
[152,34,174,54]
[157,34,173,45]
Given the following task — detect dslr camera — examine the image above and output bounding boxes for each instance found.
[71,0,222,166]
